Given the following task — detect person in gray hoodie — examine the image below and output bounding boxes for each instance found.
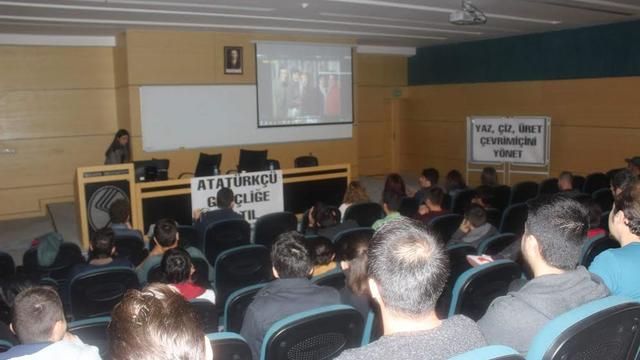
[477,194,609,354]
[449,203,497,248]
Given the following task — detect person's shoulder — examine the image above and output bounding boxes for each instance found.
[334,345,370,360]
[47,340,101,359]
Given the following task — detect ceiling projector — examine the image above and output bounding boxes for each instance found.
[450,0,487,25]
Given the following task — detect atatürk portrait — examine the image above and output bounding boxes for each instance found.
[224,46,243,74]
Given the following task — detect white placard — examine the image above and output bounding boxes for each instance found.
[468,116,549,165]
[190,170,284,223]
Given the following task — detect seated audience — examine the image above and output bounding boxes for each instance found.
[445,170,467,198]
[0,286,100,359]
[450,204,498,248]
[480,167,499,187]
[611,168,636,196]
[557,171,575,192]
[108,199,144,242]
[240,231,341,360]
[414,168,439,205]
[137,219,211,284]
[0,275,36,346]
[626,156,640,176]
[590,179,640,300]
[109,283,211,360]
[473,185,497,210]
[382,173,406,197]
[161,248,215,304]
[308,237,337,277]
[576,197,605,238]
[194,187,243,245]
[337,233,371,320]
[306,202,358,241]
[68,228,133,282]
[372,190,403,231]
[336,218,486,360]
[339,181,370,220]
[415,187,449,224]
[478,194,609,353]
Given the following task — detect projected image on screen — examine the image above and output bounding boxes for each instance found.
[256,42,353,128]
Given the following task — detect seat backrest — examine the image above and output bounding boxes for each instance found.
[450,345,524,360]
[579,234,620,267]
[449,259,521,320]
[436,243,476,319]
[23,243,84,283]
[343,202,385,227]
[592,188,614,212]
[203,219,251,265]
[215,245,272,311]
[333,228,374,255]
[311,267,345,290]
[254,212,298,248]
[452,189,478,215]
[0,340,12,353]
[492,185,512,211]
[572,175,586,193]
[583,172,609,194]
[69,266,139,320]
[194,153,222,177]
[190,299,218,334]
[294,155,319,168]
[238,149,268,172]
[539,178,559,196]
[428,214,463,244]
[477,233,518,256]
[526,296,640,360]
[261,304,364,360]
[177,224,198,249]
[361,307,384,346]
[113,234,147,267]
[207,332,252,360]
[486,208,502,228]
[224,283,267,332]
[601,210,610,233]
[0,252,15,279]
[499,203,528,236]
[68,316,111,359]
[510,181,539,205]
[399,196,419,218]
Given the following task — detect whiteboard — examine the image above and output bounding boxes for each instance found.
[139,85,352,152]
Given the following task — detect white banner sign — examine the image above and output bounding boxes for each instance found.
[468,116,549,165]
[190,170,284,223]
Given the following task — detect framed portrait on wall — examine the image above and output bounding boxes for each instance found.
[224,46,243,74]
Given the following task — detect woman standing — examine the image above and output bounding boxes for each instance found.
[104,129,131,164]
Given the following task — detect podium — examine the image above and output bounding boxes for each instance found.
[75,164,140,248]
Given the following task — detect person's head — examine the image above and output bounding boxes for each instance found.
[343,181,369,204]
[610,179,640,244]
[278,68,289,82]
[419,168,439,188]
[464,203,488,229]
[109,284,208,360]
[0,274,36,311]
[522,195,589,274]
[424,187,445,210]
[90,227,116,259]
[368,218,448,320]
[473,185,495,209]
[338,233,370,296]
[109,199,131,224]
[626,156,640,176]
[161,248,193,284]
[115,129,129,146]
[382,190,403,214]
[271,231,313,279]
[480,167,499,187]
[153,218,178,250]
[310,202,340,229]
[383,173,406,197]
[12,286,66,344]
[558,171,573,191]
[445,170,466,192]
[611,169,636,196]
[309,237,335,267]
[216,187,235,209]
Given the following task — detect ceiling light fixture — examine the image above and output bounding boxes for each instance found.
[450,0,487,25]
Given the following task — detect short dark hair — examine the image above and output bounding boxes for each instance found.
[91,227,115,259]
[445,170,466,192]
[154,218,178,248]
[109,199,131,224]
[12,286,65,344]
[382,190,403,212]
[525,194,589,270]
[480,167,498,186]
[368,217,448,317]
[271,231,312,278]
[309,237,335,266]
[0,274,36,310]
[383,173,406,197]
[421,168,439,186]
[611,169,636,193]
[161,248,192,284]
[474,185,495,208]
[424,187,444,206]
[311,202,340,228]
[464,204,487,228]
[216,188,234,209]
[613,178,640,236]
[109,284,205,360]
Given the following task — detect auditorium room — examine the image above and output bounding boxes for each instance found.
[0,0,639,359]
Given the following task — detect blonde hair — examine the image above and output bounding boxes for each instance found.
[343,181,369,204]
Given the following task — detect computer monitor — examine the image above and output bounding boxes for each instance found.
[133,159,169,182]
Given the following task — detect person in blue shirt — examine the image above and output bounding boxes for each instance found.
[590,178,640,300]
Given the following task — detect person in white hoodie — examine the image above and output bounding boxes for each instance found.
[0,286,100,360]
